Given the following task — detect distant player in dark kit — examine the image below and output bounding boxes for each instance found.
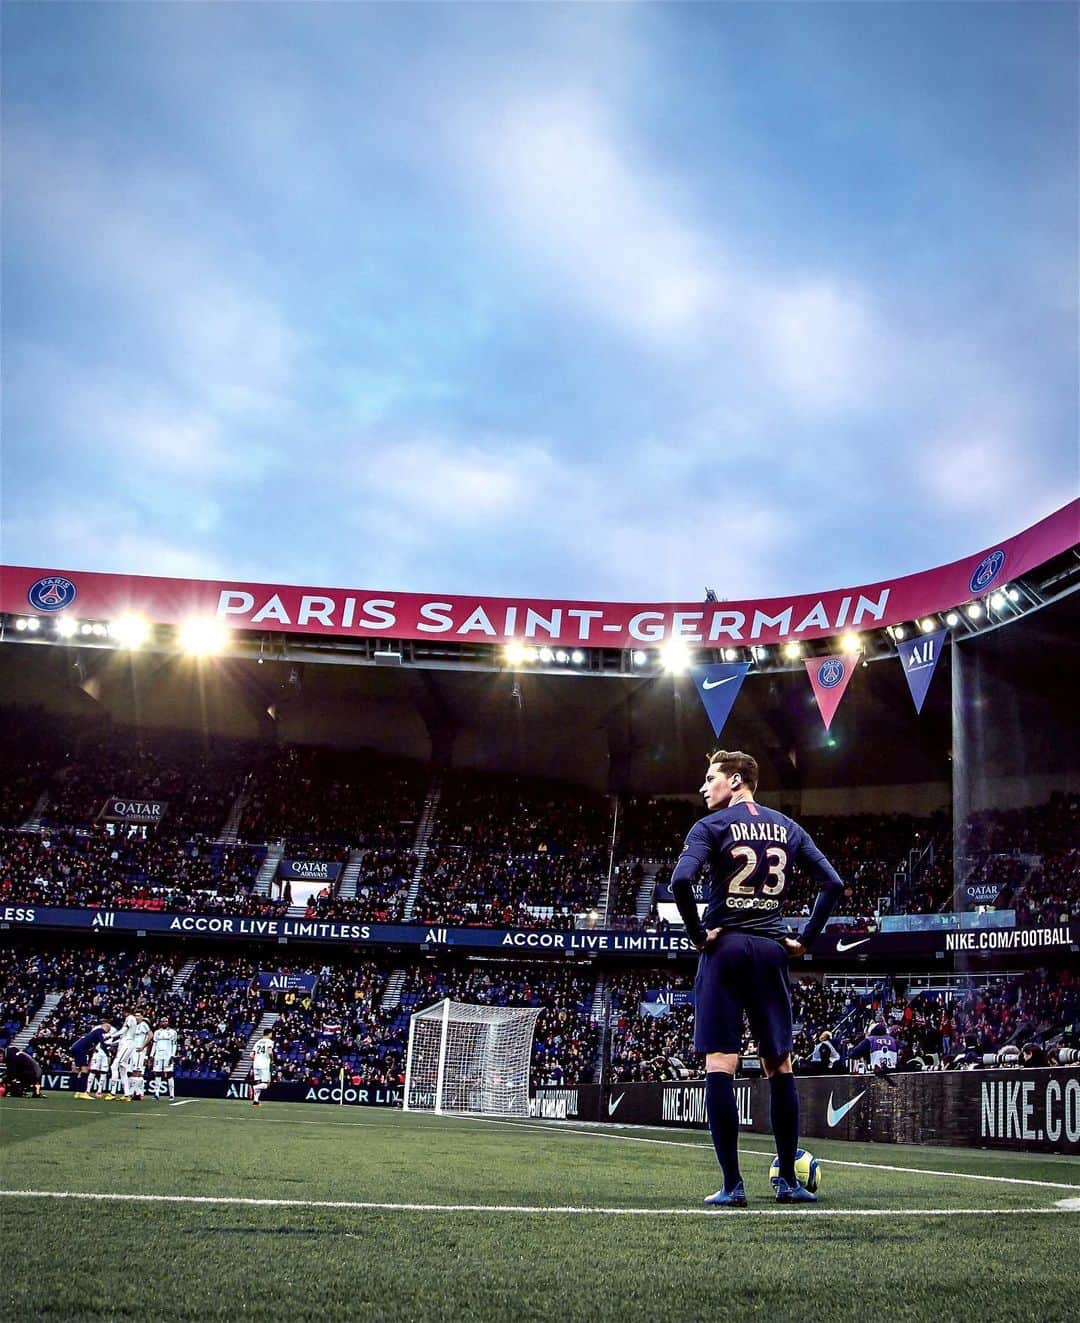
[847,1022,901,1087]
[4,1045,44,1098]
[670,749,844,1206]
[69,1020,114,1099]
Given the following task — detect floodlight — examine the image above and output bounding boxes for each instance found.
[570,650,585,665]
[555,650,569,664]
[504,642,527,667]
[965,602,984,620]
[920,618,937,634]
[722,648,738,663]
[892,626,906,641]
[14,618,27,632]
[989,591,1005,610]
[91,623,108,637]
[179,617,228,656]
[55,617,78,638]
[523,647,538,663]
[945,611,959,627]
[26,618,41,633]
[80,623,94,636]
[782,641,802,660]
[538,647,554,664]
[1006,586,1020,603]
[631,651,647,666]
[660,639,691,673]
[840,632,862,655]
[109,615,150,649]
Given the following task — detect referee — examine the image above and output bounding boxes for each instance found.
[670,749,844,1206]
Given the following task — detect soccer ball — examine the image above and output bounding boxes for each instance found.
[769,1148,821,1193]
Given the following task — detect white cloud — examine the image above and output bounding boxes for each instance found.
[4,121,300,414]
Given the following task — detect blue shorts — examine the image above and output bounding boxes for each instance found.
[693,930,793,1058]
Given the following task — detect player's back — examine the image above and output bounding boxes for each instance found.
[689,801,816,939]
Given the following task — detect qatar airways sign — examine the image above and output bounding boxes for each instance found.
[3,501,1076,650]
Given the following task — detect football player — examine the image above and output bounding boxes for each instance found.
[251,1028,274,1106]
[670,749,844,1206]
[149,1017,179,1099]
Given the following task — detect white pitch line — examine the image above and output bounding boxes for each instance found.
[168,1100,194,1107]
[0,1190,1076,1218]
[439,1114,1080,1192]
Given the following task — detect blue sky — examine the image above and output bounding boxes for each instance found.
[2,3,1076,602]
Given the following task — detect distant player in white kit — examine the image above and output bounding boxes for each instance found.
[149,1017,179,1099]
[251,1028,274,1106]
[106,1010,139,1099]
[127,1010,153,1101]
[88,1041,110,1097]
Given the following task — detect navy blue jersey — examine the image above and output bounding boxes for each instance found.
[70,1025,110,1065]
[672,801,843,941]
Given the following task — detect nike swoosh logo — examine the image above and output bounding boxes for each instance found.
[607,1092,626,1116]
[827,1090,867,1127]
[702,677,736,690]
[836,937,871,952]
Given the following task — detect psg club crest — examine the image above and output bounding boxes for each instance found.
[968,549,1005,595]
[816,658,845,689]
[27,576,77,612]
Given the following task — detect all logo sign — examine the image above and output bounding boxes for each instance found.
[896,627,949,714]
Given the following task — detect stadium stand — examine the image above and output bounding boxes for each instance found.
[413,770,611,927]
[238,745,428,851]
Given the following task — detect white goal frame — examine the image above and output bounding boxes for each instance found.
[402,998,543,1118]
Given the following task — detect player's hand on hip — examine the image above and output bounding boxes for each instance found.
[782,937,806,958]
[701,928,723,952]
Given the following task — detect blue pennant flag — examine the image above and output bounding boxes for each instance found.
[688,662,750,737]
[896,628,949,714]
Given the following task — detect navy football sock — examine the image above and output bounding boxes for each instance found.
[705,1070,742,1191]
[770,1072,800,1184]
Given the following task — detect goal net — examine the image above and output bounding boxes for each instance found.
[402,998,543,1117]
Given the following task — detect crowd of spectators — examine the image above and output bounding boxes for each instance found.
[239,746,427,851]
[271,961,399,1086]
[415,771,610,927]
[0,704,1073,935]
[0,827,283,916]
[960,794,1080,925]
[43,723,250,835]
[304,848,414,924]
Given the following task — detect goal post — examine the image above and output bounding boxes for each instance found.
[402,998,543,1117]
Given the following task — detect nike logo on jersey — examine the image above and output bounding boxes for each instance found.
[701,677,736,690]
[836,937,871,952]
[826,1090,867,1127]
[607,1092,626,1116]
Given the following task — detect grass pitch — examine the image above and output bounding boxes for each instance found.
[1,1096,1078,1322]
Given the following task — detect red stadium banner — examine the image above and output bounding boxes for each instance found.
[1,500,1076,650]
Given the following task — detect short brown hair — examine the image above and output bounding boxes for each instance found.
[706,749,759,791]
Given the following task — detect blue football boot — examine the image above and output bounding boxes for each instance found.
[773,1177,817,1204]
[704,1180,748,1208]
